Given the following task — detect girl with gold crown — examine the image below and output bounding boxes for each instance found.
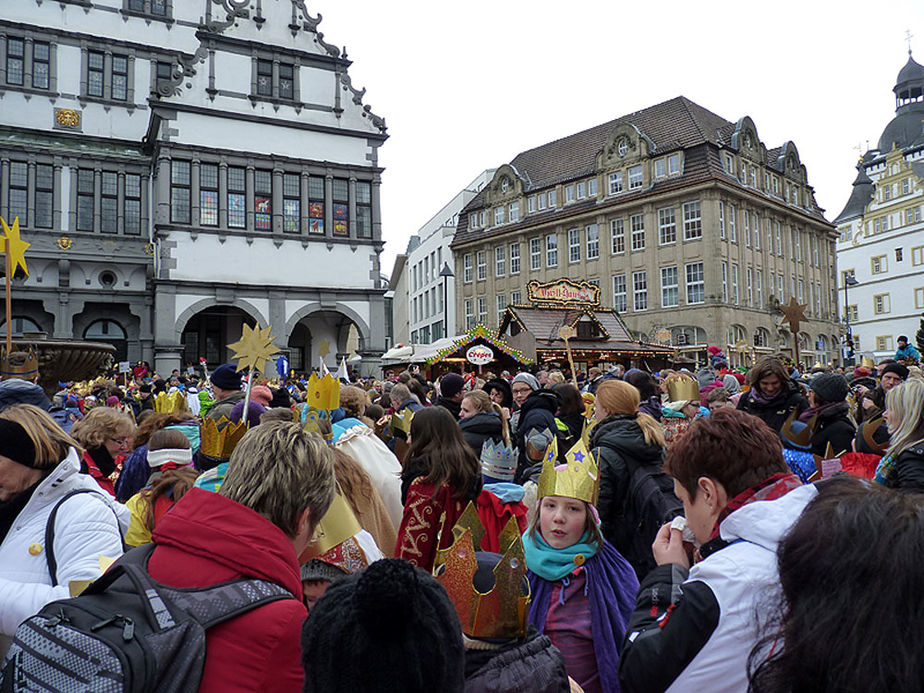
[522,441,640,693]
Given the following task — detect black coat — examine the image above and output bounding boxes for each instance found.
[736,379,808,433]
[436,396,462,420]
[464,628,569,693]
[460,412,504,457]
[589,414,668,577]
[885,445,924,493]
[809,402,856,457]
[513,391,558,483]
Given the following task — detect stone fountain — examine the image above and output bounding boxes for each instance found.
[7,333,116,395]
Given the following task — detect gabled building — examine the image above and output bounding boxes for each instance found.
[452,97,839,368]
[834,52,924,360]
[0,0,387,374]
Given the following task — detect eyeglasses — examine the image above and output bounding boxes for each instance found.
[110,437,132,447]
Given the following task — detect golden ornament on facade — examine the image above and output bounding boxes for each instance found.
[143,242,155,255]
[55,108,81,127]
[57,235,73,250]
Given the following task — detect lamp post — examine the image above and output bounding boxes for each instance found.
[439,261,454,341]
[844,274,859,367]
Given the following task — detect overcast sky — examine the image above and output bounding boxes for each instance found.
[317,1,924,273]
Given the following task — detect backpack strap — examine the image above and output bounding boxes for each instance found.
[45,488,124,586]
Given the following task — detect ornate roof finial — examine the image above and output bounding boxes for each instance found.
[906,29,914,56]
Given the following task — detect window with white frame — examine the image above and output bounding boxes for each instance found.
[464,299,474,329]
[568,228,581,263]
[611,218,625,254]
[528,196,536,213]
[753,213,760,249]
[871,254,887,274]
[495,246,506,277]
[913,245,924,266]
[586,224,599,259]
[729,204,737,242]
[494,207,505,226]
[731,264,739,304]
[565,185,575,203]
[915,288,924,310]
[795,230,802,261]
[477,296,488,324]
[496,294,506,324]
[797,279,804,303]
[683,201,702,240]
[511,290,522,306]
[476,250,486,281]
[756,270,763,308]
[744,209,751,247]
[508,202,519,223]
[658,207,677,245]
[668,154,680,175]
[538,194,547,211]
[778,274,784,301]
[775,222,782,256]
[628,165,643,190]
[588,178,598,196]
[463,254,473,283]
[747,268,753,306]
[686,262,705,304]
[608,171,623,195]
[630,214,645,251]
[722,262,728,302]
[613,274,627,313]
[576,181,586,199]
[530,238,541,270]
[661,266,679,308]
[719,201,726,239]
[510,243,520,274]
[654,158,666,179]
[874,293,890,314]
[548,189,557,207]
[766,218,773,251]
[633,271,648,311]
[546,234,558,267]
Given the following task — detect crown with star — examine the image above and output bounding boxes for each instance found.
[537,438,599,505]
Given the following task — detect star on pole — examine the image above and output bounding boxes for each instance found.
[780,297,808,336]
[317,339,332,359]
[1,216,30,277]
[227,323,279,375]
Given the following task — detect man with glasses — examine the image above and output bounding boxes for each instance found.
[509,372,558,483]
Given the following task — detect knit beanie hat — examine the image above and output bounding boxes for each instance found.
[881,362,910,381]
[210,363,242,391]
[511,372,540,391]
[440,372,465,399]
[301,558,464,693]
[251,385,273,407]
[809,373,849,404]
[229,400,266,427]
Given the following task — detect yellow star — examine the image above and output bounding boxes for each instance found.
[780,297,808,336]
[227,323,279,374]
[0,216,30,277]
[317,339,332,359]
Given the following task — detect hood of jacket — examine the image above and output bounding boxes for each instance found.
[518,390,558,418]
[590,414,664,465]
[720,483,817,553]
[460,411,502,435]
[815,400,852,425]
[0,378,51,412]
[152,487,302,598]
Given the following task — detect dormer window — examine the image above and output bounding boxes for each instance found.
[501,178,509,194]
[576,320,600,339]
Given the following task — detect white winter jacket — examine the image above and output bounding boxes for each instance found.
[0,447,129,659]
[333,425,403,529]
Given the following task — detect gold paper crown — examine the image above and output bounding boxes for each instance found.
[390,408,415,436]
[779,409,817,450]
[434,503,529,640]
[300,490,363,561]
[0,346,39,380]
[200,416,247,459]
[306,372,339,411]
[860,356,875,369]
[665,375,700,403]
[153,390,187,414]
[861,416,889,456]
[537,439,599,505]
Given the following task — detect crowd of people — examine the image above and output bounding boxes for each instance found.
[1,339,923,692]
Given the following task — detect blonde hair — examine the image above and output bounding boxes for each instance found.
[0,404,81,469]
[547,370,565,385]
[885,379,924,459]
[220,421,335,538]
[596,379,666,447]
[528,497,603,548]
[339,385,368,419]
[463,389,510,445]
[70,407,134,449]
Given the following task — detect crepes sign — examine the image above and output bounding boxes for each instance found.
[527,279,600,307]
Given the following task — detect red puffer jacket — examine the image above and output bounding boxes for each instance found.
[148,488,306,693]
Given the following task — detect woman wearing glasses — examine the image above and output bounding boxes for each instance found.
[70,407,135,496]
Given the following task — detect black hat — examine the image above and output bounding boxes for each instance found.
[139,383,153,394]
[210,363,242,391]
[301,558,464,692]
[440,372,465,399]
[881,362,910,381]
[810,373,849,404]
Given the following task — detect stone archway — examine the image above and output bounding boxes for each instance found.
[179,305,258,369]
[284,304,370,374]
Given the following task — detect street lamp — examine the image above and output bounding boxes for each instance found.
[439,261,454,340]
[844,274,859,366]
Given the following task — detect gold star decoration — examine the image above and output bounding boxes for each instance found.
[317,339,332,359]
[780,297,808,336]
[1,216,30,277]
[227,323,279,374]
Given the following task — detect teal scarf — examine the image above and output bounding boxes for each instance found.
[522,529,599,581]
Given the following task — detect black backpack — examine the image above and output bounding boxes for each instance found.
[0,543,294,693]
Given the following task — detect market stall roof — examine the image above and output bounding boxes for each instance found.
[424,325,533,366]
[380,335,461,365]
[499,305,673,358]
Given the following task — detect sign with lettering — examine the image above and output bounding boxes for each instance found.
[466,345,494,365]
[527,279,601,307]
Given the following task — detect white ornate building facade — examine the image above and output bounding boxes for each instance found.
[835,53,924,360]
[0,0,387,374]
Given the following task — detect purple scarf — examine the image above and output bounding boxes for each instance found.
[798,400,840,423]
[747,385,786,407]
[528,540,639,693]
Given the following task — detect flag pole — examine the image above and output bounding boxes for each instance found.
[4,236,11,354]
